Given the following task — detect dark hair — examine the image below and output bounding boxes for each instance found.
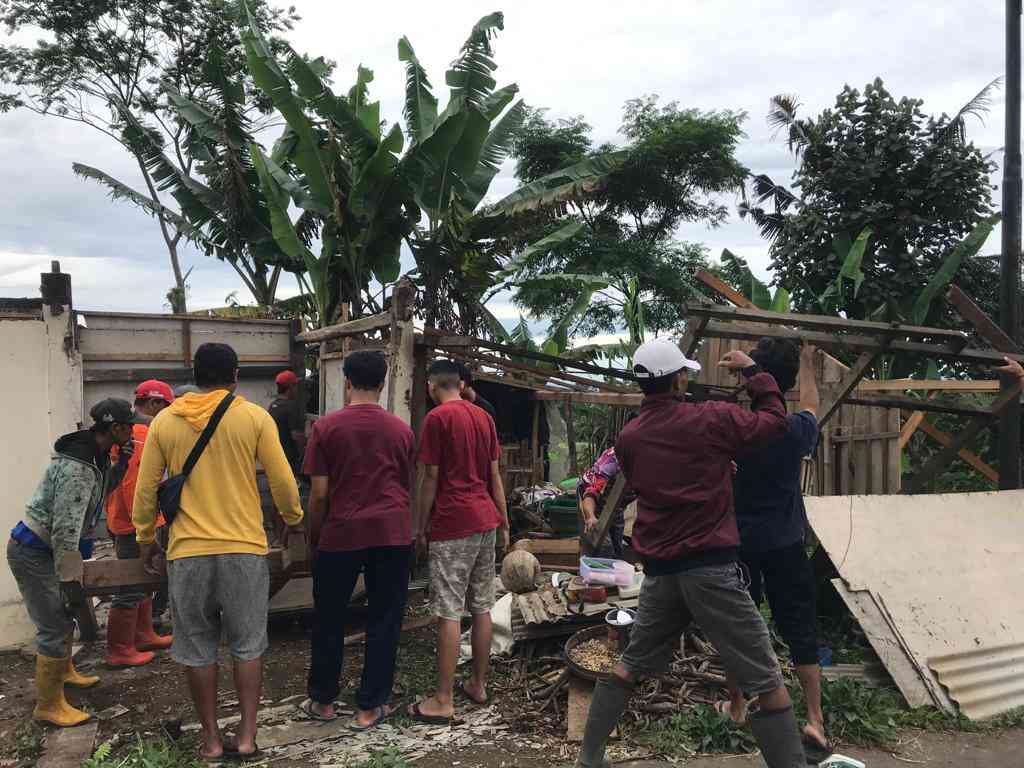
[750,338,800,392]
[343,350,388,390]
[638,374,676,396]
[276,382,290,395]
[428,359,462,390]
[456,361,473,386]
[193,343,238,388]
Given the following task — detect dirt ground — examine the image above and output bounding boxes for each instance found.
[1,600,1022,767]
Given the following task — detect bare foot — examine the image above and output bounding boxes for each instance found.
[462,679,487,705]
[413,695,454,719]
[198,731,223,760]
[354,704,391,728]
[713,698,747,724]
[803,722,828,749]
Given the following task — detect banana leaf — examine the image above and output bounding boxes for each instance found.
[487,151,628,216]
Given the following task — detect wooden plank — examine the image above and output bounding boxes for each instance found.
[844,395,996,419]
[81,310,291,325]
[818,352,879,426]
[853,406,869,495]
[295,311,392,343]
[680,315,710,357]
[918,419,999,483]
[838,406,852,497]
[947,285,1020,353]
[687,302,971,343]
[83,364,285,383]
[858,379,999,393]
[898,411,927,449]
[821,410,834,496]
[82,353,289,363]
[887,408,903,492]
[582,473,627,555]
[694,269,757,308]
[460,349,632,393]
[512,537,580,568]
[904,379,1024,492]
[38,721,98,768]
[534,391,643,406]
[870,407,886,493]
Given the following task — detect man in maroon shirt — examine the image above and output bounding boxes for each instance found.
[575,339,808,768]
[408,360,509,724]
[302,351,415,730]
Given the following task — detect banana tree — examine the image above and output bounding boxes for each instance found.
[73,48,289,308]
[239,2,414,327]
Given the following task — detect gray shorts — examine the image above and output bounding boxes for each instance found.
[6,538,73,658]
[167,554,269,667]
[429,529,497,621]
[622,563,784,697]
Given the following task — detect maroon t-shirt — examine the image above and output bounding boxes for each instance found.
[417,399,500,542]
[303,403,415,552]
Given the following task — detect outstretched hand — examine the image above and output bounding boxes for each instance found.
[718,350,755,372]
[994,356,1024,381]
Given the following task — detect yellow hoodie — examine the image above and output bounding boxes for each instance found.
[132,389,303,560]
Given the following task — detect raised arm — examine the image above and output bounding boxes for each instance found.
[716,349,788,452]
[798,345,820,416]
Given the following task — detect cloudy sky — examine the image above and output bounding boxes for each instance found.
[0,0,1011,325]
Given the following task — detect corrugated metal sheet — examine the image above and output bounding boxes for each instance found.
[930,643,1024,721]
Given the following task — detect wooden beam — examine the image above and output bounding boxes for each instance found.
[694,269,757,308]
[858,379,999,393]
[83,364,285,383]
[844,396,997,419]
[582,473,627,556]
[702,320,1024,368]
[82,353,289,363]
[918,418,999,483]
[947,285,1020,353]
[687,303,971,344]
[898,410,928,449]
[818,352,879,426]
[460,349,632,393]
[80,310,291,326]
[534,391,644,406]
[424,333,640,381]
[904,379,1023,493]
[680,315,710,357]
[295,311,392,343]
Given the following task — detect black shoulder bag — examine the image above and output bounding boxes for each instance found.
[157,393,234,526]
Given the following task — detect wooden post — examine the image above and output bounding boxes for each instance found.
[564,401,578,476]
[531,401,541,485]
[817,351,879,427]
[583,474,627,555]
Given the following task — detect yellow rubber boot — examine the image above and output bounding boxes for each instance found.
[33,654,91,727]
[63,646,100,689]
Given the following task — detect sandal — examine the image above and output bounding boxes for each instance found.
[348,705,392,733]
[459,681,487,706]
[220,737,262,762]
[406,701,452,726]
[298,698,339,722]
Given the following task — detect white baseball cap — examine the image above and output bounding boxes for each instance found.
[632,338,702,378]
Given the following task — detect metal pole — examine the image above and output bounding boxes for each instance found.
[1000,0,1023,489]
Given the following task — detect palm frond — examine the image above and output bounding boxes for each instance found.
[935,76,1002,146]
[767,93,809,154]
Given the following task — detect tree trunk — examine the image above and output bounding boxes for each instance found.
[166,238,188,314]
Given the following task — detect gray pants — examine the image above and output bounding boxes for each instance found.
[6,538,72,657]
[168,554,269,667]
[111,534,144,609]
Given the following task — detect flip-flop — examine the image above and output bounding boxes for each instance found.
[220,737,262,762]
[298,698,339,722]
[406,701,452,726]
[801,732,833,764]
[459,681,487,706]
[348,705,392,733]
[712,699,748,725]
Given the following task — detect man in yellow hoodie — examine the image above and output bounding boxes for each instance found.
[132,343,303,762]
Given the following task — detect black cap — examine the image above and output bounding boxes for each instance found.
[89,398,135,426]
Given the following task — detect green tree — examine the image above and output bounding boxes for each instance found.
[0,0,296,312]
[499,98,747,340]
[742,78,1001,328]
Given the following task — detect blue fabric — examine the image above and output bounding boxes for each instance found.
[11,521,50,550]
[734,411,820,553]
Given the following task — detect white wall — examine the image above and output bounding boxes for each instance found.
[0,305,83,650]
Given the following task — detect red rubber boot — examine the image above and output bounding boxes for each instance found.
[105,606,155,668]
[134,598,172,651]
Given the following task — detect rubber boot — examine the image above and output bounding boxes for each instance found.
[749,706,808,768]
[105,606,155,667]
[575,675,633,768]
[63,637,100,689]
[33,654,91,727]
[134,597,172,651]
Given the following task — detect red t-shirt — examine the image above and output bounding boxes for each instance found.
[417,399,500,542]
[303,403,416,552]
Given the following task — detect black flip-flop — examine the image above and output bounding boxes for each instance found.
[801,733,833,765]
[407,701,452,726]
[298,698,340,722]
[348,705,393,733]
[220,737,262,762]
[459,681,487,706]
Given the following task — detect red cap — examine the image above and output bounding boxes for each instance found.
[134,379,174,404]
[275,370,300,387]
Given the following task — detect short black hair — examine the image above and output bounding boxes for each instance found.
[638,374,676,396]
[750,337,800,392]
[193,343,238,388]
[276,382,290,395]
[343,350,388,390]
[456,361,473,386]
[428,359,462,390]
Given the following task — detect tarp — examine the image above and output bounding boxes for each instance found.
[807,490,1024,719]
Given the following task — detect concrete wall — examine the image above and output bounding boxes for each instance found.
[0,303,83,650]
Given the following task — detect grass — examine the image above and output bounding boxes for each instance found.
[347,747,412,768]
[82,735,204,768]
[637,705,756,757]
[14,721,44,763]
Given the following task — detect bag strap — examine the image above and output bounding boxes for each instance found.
[180,393,235,478]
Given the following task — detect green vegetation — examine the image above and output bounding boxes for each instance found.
[637,705,756,756]
[83,736,203,768]
[13,721,44,763]
[347,747,412,768]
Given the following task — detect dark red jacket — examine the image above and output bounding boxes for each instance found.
[615,372,787,574]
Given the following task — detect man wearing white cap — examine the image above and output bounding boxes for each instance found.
[574,338,808,768]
